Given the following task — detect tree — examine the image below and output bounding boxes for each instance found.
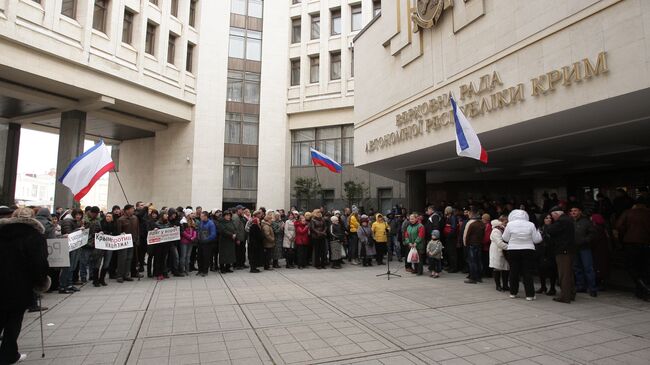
[343,180,369,209]
[294,177,322,211]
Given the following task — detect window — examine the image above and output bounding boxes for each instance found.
[330,51,341,80]
[247,30,262,61]
[122,9,134,44]
[189,0,197,27]
[330,8,341,35]
[373,0,381,17]
[167,33,177,64]
[322,189,335,207]
[291,17,301,44]
[378,188,393,213]
[350,49,354,77]
[225,113,259,145]
[145,22,157,55]
[310,13,320,40]
[92,0,109,32]
[171,0,179,17]
[224,157,258,189]
[248,0,263,18]
[231,0,246,15]
[309,55,319,83]
[290,58,300,86]
[186,43,195,72]
[229,27,262,61]
[227,72,261,104]
[149,0,158,6]
[61,0,76,19]
[351,5,362,31]
[291,125,354,166]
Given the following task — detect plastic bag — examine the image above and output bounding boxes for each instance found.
[406,247,419,264]
[341,245,347,258]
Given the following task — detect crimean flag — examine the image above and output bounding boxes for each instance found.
[450,95,488,164]
[310,147,342,173]
[58,140,115,201]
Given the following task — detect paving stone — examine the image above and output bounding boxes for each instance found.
[241,298,346,327]
[139,305,249,337]
[18,340,131,365]
[322,291,428,317]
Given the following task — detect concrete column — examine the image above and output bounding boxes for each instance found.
[0,123,21,205]
[54,111,86,209]
[405,170,426,214]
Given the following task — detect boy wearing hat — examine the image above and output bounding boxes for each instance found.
[426,230,444,277]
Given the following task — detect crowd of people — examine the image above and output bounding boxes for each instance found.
[1,187,649,364]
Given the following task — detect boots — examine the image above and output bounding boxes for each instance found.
[99,269,108,286]
[92,269,100,287]
[493,271,503,291]
[501,271,510,291]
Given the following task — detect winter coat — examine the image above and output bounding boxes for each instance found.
[424,212,442,242]
[198,219,217,243]
[404,223,425,252]
[545,214,576,255]
[309,217,327,240]
[426,239,443,260]
[283,220,296,248]
[463,219,485,246]
[261,220,275,249]
[272,220,284,259]
[502,210,542,251]
[101,219,119,236]
[84,216,102,248]
[348,214,360,233]
[330,223,345,260]
[118,214,140,243]
[232,214,247,243]
[489,222,509,271]
[35,208,55,239]
[371,217,389,243]
[616,206,650,245]
[217,218,237,265]
[181,227,197,245]
[61,217,81,235]
[0,217,50,310]
[573,216,595,249]
[294,221,309,246]
[357,225,376,256]
[248,221,265,266]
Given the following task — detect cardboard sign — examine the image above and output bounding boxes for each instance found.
[147,226,180,245]
[68,229,89,251]
[47,238,70,267]
[94,233,133,251]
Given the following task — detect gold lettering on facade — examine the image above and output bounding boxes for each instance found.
[562,62,582,85]
[547,70,563,91]
[583,51,608,78]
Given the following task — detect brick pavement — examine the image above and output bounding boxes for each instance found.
[16,263,650,364]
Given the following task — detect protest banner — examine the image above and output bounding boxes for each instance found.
[47,238,70,267]
[95,233,133,251]
[68,229,89,251]
[147,226,180,245]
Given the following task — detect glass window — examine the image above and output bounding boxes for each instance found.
[331,8,341,35]
[310,13,320,40]
[167,33,177,64]
[226,71,244,102]
[223,158,240,189]
[243,114,258,123]
[231,0,246,15]
[351,4,362,31]
[244,79,260,104]
[294,129,315,142]
[61,0,76,19]
[341,137,353,164]
[248,0,263,18]
[291,18,301,44]
[342,125,354,137]
[241,166,258,189]
[242,123,258,145]
[122,9,134,44]
[310,55,319,83]
[171,0,179,17]
[330,52,341,80]
[228,27,245,59]
[373,0,381,17]
[225,121,241,144]
[290,58,300,86]
[316,139,341,162]
[186,43,195,72]
[145,22,157,55]
[317,126,341,139]
[189,0,197,27]
[92,0,108,32]
[350,49,354,77]
[247,31,262,61]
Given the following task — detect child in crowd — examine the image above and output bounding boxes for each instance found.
[426,229,444,278]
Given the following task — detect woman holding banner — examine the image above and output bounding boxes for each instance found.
[95,212,118,286]
[153,212,171,280]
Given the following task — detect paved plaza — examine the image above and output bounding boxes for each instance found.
[17,264,650,365]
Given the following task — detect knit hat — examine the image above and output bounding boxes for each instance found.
[549,206,563,214]
[431,230,440,239]
[330,216,339,223]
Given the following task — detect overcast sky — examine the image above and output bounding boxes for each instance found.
[18,129,96,174]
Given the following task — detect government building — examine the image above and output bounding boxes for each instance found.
[1,0,649,211]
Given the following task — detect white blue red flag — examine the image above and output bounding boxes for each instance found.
[450,95,488,164]
[310,147,342,173]
[58,140,115,201]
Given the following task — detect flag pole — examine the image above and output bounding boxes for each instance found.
[112,169,130,204]
[313,163,323,208]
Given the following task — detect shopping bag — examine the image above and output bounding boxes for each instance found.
[341,245,347,258]
[406,247,419,264]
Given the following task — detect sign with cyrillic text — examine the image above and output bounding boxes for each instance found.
[94,233,133,251]
[147,227,180,245]
[68,229,89,251]
[47,238,70,267]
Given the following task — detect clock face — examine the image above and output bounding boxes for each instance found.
[417,0,439,22]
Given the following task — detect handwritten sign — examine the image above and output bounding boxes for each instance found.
[68,229,89,251]
[147,227,180,245]
[95,233,133,251]
[47,238,70,267]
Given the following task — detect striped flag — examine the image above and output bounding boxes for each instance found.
[450,95,488,164]
[58,140,115,201]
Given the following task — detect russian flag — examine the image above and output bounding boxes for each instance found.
[450,95,488,164]
[58,140,115,201]
[310,147,342,173]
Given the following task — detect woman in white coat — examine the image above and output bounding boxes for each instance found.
[502,210,543,300]
[282,212,297,269]
[489,218,510,292]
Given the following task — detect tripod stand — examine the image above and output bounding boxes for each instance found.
[376,248,401,280]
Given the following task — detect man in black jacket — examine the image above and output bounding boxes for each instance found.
[547,207,576,303]
[0,208,50,364]
[571,205,597,297]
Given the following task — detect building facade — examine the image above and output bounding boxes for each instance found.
[1,0,404,211]
[353,0,650,211]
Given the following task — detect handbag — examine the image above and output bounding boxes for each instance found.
[407,247,419,263]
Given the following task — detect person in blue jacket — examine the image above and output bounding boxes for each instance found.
[197,211,217,277]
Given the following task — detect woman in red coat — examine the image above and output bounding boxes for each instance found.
[294,215,310,269]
